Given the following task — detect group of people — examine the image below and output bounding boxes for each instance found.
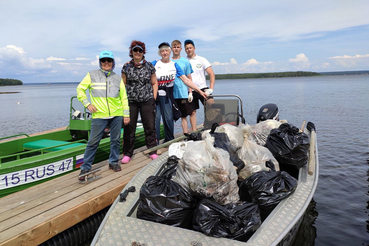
[76,40,215,180]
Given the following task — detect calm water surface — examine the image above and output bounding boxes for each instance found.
[1,75,368,245]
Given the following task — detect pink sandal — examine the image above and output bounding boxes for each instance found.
[150,154,158,160]
[121,156,131,164]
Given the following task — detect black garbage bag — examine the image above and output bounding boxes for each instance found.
[211,132,245,171]
[184,131,203,141]
[266,123,310,177]
[160,155,180,179]
[137,159,197,228]
[193,199,261,241]
[238,170,297,221]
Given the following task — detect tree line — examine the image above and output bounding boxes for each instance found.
[207,71,321,80]
[0,78,23,86]
[0,71,322,86]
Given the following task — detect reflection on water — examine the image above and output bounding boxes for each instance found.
[292,199,318,246]
[366,157,369,246]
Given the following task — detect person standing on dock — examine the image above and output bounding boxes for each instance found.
[120,41,159,164]
[171,40,196,134]
[76,50,130,180]
[152,42,206,144]
[184,39,215,130]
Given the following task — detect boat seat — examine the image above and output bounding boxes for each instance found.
[23,139,85,152]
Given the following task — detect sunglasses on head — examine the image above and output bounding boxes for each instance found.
[133,48,143,53]
[100,58,113,63]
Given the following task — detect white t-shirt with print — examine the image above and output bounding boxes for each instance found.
[152,60,184,96]
[187,55,211,89]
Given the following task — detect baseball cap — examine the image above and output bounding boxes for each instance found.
[184,39,195,47]
[132,45,143,50]
[99,50,114,60]
[158,42,170,48]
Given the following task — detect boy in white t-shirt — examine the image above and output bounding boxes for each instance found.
[184,39,215,130]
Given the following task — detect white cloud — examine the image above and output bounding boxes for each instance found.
[329,54,369,59]
[0,45,50,70]
[312,62,331,70]
[289,53,309,63]
[0,44,96,81]
[5,45,26,54]
[0,0,368,82]
[212,58,238,66]
[288,53,310,70]
[242,58,260,66]
[46,56,65,61]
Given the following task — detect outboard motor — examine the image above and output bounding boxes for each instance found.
[257,103,279,123]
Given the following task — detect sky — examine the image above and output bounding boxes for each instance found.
[0,0,368,83]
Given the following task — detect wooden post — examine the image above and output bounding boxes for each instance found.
[308,130,316,175]
[300,120,306,132]
[143,127,204,155]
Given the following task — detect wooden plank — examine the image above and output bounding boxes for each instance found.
[0,153,150,233]
[0,149,148,215]
[0,161,106,215]
[0,129,187,246]
[0,156,152,245]
[0,166,148,246]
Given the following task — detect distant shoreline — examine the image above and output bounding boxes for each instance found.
[2,70,368,85]
[0,92,20,94]
[207,70,369,80]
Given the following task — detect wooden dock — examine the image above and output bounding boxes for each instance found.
[0,146,167,246]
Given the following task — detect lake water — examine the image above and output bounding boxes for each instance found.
[1,75,368,245]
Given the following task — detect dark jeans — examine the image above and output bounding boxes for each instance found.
[155,96,174,143]
[123,98,157,157]
[81,116,123,171]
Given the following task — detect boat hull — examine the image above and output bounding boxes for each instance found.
[92,129,319,246]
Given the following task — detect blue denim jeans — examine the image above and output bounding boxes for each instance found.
[155,96,174,143]
[81,116,123,171]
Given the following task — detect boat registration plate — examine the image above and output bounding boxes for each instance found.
[0,157,73,190]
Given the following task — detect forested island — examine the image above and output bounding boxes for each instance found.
[207,71,321,80]
[319,70,369,75]
[0,78,23,86]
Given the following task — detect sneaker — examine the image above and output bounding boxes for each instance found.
[78,169,90,181]
[121,156,131,164]
[150,154,158,160]
[109,164,121,172]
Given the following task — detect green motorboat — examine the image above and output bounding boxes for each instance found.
[0,96,164,198]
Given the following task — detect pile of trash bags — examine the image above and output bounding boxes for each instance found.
[137,121,310,242]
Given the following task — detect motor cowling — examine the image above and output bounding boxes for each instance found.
[257,103,279,123]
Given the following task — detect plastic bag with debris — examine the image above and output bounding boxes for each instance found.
[252,119,282,145]
[213,123,244,149]
[210,132,245,172]
[168,140,194,159]
[172,134,239,205]
[237,125,280,180]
